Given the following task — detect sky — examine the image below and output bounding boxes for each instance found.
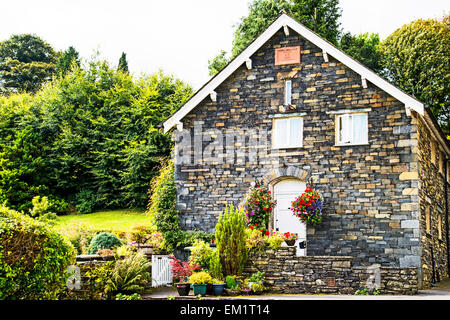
[0,0,448,89]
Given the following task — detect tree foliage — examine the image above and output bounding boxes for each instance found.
[0,34,58,93]
[232,0,341,57]
[208,50,229,76]
[55,46,80,76]
[339,32,382,73]
[380,16,449,135]
[208,0,342,76]
[117,52,129,73]
[0,58,193,213]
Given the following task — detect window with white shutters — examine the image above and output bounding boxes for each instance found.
[272,117,303,149]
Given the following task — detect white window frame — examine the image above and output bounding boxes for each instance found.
[272,116,303,149]
[335,112,368,146]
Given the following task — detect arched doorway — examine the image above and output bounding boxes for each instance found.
[273,178,307,256]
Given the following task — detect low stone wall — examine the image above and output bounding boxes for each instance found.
[243,247,418,295]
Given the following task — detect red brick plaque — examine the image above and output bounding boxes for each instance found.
[275,46,301,65]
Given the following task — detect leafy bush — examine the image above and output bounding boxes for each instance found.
[215,203,248,277]
[188,271,213,284]
[245,228,267,251]
[169,255,200,283]
[59,222,96,255]
[88,232,123,254]
[189,240,214,270]
[105,251,151,294]
[115,293,142,300]
[0,205,76,299]
[248,271,265,283]
[225,275,239,290]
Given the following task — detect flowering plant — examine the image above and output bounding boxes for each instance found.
[169,256,200,283]
[264,231,284,250]
[289,187,323,226]
[240,185,276,230]
[283,232,298,241]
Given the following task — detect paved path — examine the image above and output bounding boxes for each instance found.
[144,279,450,300]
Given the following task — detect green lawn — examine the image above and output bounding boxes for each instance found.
[54,209,149,233]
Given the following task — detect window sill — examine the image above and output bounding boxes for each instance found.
[272,146,303,150]
[334,143,369,147]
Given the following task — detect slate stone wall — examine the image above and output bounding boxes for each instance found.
[174,29,422,268]
[243,247,419,295]
[416,116,450,287]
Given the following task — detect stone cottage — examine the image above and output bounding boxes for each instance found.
[163,13,449,288]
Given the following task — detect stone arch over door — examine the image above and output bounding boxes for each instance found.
[261,166,311,231]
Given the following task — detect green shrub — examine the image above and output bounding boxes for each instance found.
[88,232,123,254]
[225,275,238,290]
[59,222,96,255]
[0,205,76,299]
[188,271,213,284]
[215,203,248,277]
[105,251,151,294]
[115,293,142,300]
[209,250,223,280]
[189,240,213,270]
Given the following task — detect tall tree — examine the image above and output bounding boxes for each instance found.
[232,0,342,57]
[117,52,129,73]
[208,0,342,76]
[380,16,449,136]
[0,126,49,212]
[0,34,58,94]
[208,50,229,76]
[55,46,80,76]
[339,32,382,73]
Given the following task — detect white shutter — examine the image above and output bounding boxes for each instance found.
[289,117,303,147]
[273,117,303,148]
[273,118,288,148]
[353,113,368,144]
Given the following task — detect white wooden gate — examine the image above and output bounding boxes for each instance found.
[151,255,172,287]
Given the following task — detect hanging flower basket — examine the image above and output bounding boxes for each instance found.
[289,187,323,226]
[239,185,276,231]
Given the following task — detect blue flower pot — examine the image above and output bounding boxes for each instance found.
[192,284,207,296]
[212,283,226,296]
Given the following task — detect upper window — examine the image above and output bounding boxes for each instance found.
[335,113,368,145]
[284,80,292,106]
[272,116,303,149]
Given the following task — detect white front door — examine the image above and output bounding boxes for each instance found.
[274,179,306,256]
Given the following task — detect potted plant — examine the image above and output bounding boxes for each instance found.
[188,271,213,296]
[283,232,298,246]
[169,256,200,296]
[212,278,226,296]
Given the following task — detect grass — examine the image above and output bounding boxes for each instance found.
[54,209,149,233]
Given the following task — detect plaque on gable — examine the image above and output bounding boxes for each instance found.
[275,46,301,65]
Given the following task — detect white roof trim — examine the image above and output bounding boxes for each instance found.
[163,13,424,133]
